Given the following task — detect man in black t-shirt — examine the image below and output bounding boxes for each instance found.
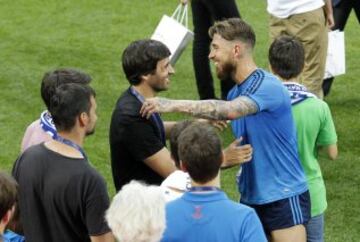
[110,39,177,191]
[13,82,114,242]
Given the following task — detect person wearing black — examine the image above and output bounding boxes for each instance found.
[13,82,114,242]
[322,0,360,96]
[109,39,177,191]
[181,0,241,100]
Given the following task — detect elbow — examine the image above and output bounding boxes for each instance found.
[328,152,338,160]
[327,145,338,160]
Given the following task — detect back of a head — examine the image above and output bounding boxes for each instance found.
[122,39,171,85]
[209,18,256,49]
[50,83,95,132]
[178,123,222,184]
[41,68,92,110]
[0,171,17,222]
[169,120,194,168]
[106,181,166,242]
[269,35,305,80]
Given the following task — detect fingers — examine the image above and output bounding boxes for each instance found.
[140,102,156,119]
[229,138,242,147]
[213,122,226,131]
[209,120,228,131]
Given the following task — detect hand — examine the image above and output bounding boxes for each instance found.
[180,0,188,5]
[324,0,335,29]
[140,98,161,119]
[326,13,335,29]
[223,137,252,167]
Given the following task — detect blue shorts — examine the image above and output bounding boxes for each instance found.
[242,190,311,233]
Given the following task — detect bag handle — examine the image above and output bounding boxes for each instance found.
[171,4,189,28]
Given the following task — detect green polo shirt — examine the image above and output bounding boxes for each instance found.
[292,98,337,216]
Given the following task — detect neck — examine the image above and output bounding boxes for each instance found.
[57,131,84,147]
[132,84,156,98]
[191,173,220,188]
[274,72,300,84]
[233,58,257,85]
[45,130,85,158]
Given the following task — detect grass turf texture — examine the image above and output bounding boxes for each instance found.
[0,0,359,240]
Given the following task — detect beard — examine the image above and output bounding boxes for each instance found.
[151,80,169,93]
[85,127,95,136]
[216,61,235,81]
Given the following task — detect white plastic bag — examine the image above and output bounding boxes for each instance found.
[324,30,345,79]
[151,4,193,65]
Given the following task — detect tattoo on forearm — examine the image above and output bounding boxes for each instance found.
[158,96,258,120]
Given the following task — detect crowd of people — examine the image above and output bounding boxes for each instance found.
[0,0,344,241]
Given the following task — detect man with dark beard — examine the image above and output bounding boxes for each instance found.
[13,83,114,242]
[141,19,310,242]
[110,39,253,191]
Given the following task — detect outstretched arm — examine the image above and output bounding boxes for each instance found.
[141,96,258,120]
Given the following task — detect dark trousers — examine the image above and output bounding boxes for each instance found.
[323,0,360,96]
[191,0,240,100]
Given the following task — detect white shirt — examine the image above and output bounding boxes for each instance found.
[161,170,191,202]
[267,0,324,18]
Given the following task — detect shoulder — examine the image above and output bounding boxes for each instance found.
[245,69,285,95]
[294,98,331,114]
[81,164,107,185]
[25,119,41,131]
[112,89,143,119]
[19,143,47,159]
[161,171,189,189]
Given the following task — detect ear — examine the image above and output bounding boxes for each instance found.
[179,160,187,172]
[78,112,89,128]
[233,43,243,58]
[139,73,151,83]
[1,206,15,224]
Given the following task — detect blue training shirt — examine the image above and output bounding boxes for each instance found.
[227,69,308,204]
[161,191,267,242]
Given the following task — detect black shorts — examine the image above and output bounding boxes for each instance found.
[243,190,311,233]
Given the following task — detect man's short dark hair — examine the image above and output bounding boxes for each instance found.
[178,123,223,184]
[169,120,194,168]
[269,35,305,80]
[122,39,171,85]
[0,171,18,220]
[41,68,92,110]
[50,83,96,132]
[209,18,256,48]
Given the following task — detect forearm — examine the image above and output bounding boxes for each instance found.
[156,97,257,120]
[324,0,333,15]
[323,0,334,27]
[164,121,177,139]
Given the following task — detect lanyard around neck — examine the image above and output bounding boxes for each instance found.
[189,186,222,193]
[129,86,166,145]
[53,135,88,161]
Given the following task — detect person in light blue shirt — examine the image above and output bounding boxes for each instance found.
[141,18,310,242]
[228,69,307,204]
[161,123,266,242]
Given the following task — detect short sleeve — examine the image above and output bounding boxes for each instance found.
[316,102,337,146]
[85,173,111,236]
[247,80,285,112]
[124,120,164,161]
[240,209,267,242]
